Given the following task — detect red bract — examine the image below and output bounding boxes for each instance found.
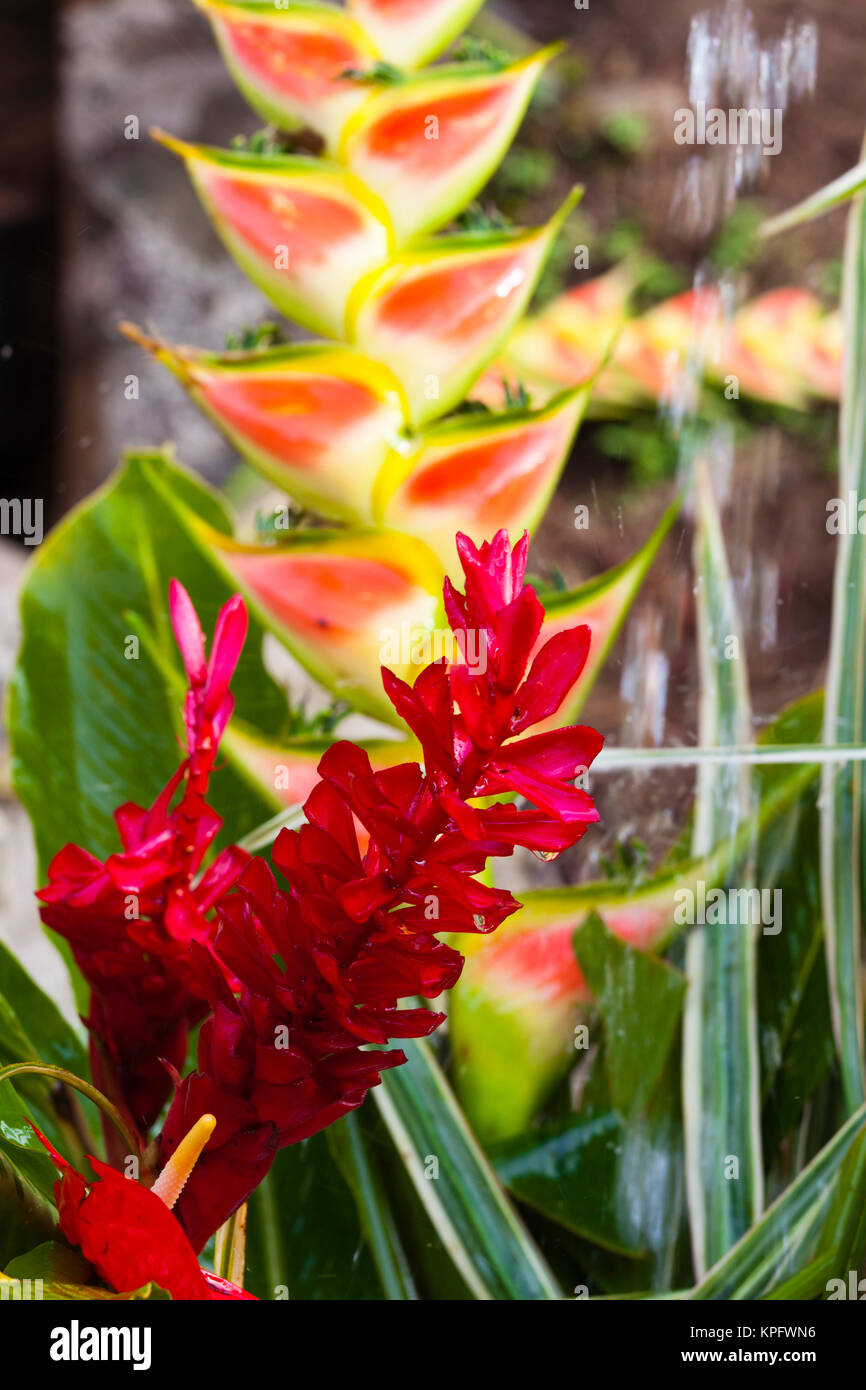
[34,1123,255,1301]
[37,584,250,1138]
[161,531,603,1251]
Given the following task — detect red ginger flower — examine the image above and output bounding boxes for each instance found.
[37,583,250,1138]
[34,1115,256,1301]
[161,531,603,1251]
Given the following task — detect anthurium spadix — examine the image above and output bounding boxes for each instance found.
[348,190,582,426]
[338,49,559,243]
[121,326,408,523]
[348,0,487,70]
[188,523,445,724]
[192,0,376,150]
[374,386,590,576]
[154,132,393,338]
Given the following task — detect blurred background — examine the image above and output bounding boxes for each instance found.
[1,0,864,1006]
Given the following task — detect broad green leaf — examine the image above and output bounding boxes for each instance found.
[0,943,86,1077]
[373,1035,563,1299]
[574,912,686,1117]
[821,147,866,1113]
[10,449,287,877]
[244,1130,382,1300]
[683,462,763,1277]
[690,1103,866,1299]
[0,1241,171,1300]
[492,1059,685,1287]
[4,1240,92,1285]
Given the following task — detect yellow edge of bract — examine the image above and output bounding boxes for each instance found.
[192,0,373,49]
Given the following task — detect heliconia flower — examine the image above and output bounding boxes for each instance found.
[192,0,376,150]
[337,49,558,243]
[37,585,250,1136]
[498,265,633,404]
[159,530,603,1250]
[189,521,444,726]
[450,884,683,1142]
[493,272,843,414]
[177,491,676,735]
[720,288,841,405]
[374,386,590,574]
[348,0,488,70]
[154,132,393,339]
[121,326,408,524]
[347,191,582,426]
[34,1115,256,1301]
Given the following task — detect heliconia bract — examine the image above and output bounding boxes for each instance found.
[337,49,558,242]
[347,191,582,425]
[155,132,393,338]
[374,386,590,574]
[192,0,376,150]
[192,521,445,724]
[121,326,408,522]
[347,0,488,70]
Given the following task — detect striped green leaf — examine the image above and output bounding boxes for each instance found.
[373,1035,563,1300]
[821,149,866,1114]
[683,462,763,1277]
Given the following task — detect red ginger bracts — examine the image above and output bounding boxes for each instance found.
[159,531,604,1250]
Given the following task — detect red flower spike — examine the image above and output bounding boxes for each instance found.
[37,585,251,1137]
[32,1119,255,1301]
[161,531,603,1249]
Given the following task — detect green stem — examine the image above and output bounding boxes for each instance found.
[0,1064,141,1162]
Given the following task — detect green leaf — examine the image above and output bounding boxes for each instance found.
[373,1035,562,1299]
[492,1059,685,1286]
[0,1149,57,1268]
[0,1081,64,1204]
[9,449,288,882]
[4,1240,93,1285]
[821,153,866,1113]
[815,1123,866,1283]
[683,462,763,1277]
[244,1130,382,1300]
[762,152,866,237]
[690,1104,866,1299]
[573,912,686,1116]
[0,942,86,1077]
[327,1112,418,1300]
